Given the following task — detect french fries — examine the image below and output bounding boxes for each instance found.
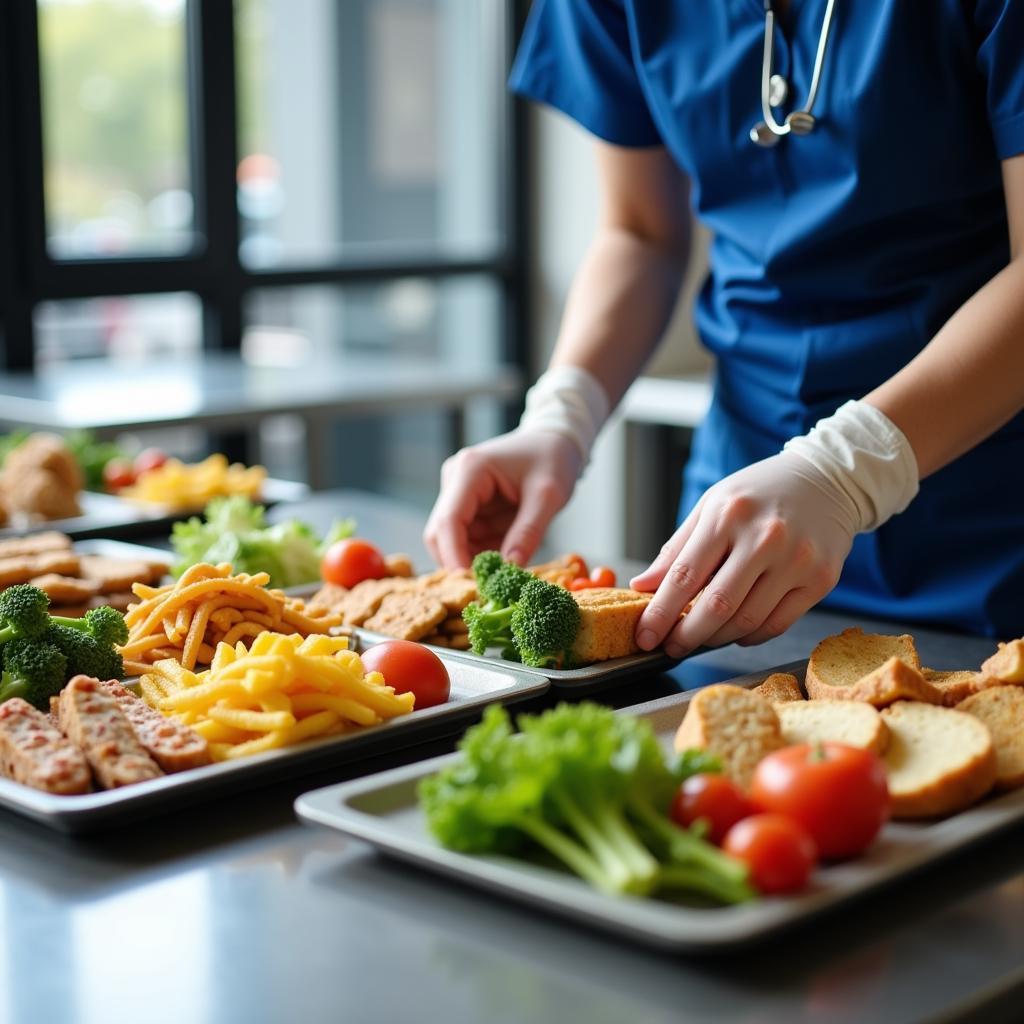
[138,632,415,761]
[119,562,344,673]
[120,453,267,510]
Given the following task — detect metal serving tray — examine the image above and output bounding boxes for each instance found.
[0,655,548,834]
[296,660,1024,952]
[0,477,308,541]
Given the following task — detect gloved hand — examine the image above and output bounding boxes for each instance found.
[631,400,920,656]
[423,429,584,568]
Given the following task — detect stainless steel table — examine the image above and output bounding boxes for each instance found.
[0,354,522,488]
[0,490,1020,1024]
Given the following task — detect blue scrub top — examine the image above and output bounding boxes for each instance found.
[510,0,1024,638]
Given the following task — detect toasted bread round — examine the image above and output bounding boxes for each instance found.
[674,684,783,790]
[752,672,804,703]
[922,668,983,707]
[777,700,889,755]
[570,588,653,665]
[978,639,1024,686]
[806,628,927,704]
[880,701,996,818]
[957,686,1024,790]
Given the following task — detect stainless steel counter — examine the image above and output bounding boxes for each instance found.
[0,490,1019,1024]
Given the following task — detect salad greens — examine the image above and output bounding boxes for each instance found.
[170,496,354,589]
[419,703,754,903]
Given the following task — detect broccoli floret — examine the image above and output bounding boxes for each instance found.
[510,577,581,669]
[470,550,505,590]
[0,585,51,645]
[45,625,123,681]
[479,563,532,610]
[462,601,516,657]
[0,638,67,710]
[49,605,129,648]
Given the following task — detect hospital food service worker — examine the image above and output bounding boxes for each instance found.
[424,0,1024,658]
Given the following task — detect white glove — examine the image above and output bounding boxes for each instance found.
[518,364,610,465]
[631,400,919,656]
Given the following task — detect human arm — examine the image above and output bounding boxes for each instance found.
[423,142,691,568]
[633,154,1024,657]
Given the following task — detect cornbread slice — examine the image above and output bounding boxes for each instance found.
[752,672,804,703]
[569,587,653,664]
[777,700,889,755]
[922,668,983,707]
[880,701,996,818]
[978,640,1024,686]
[674,684,784,790]
[957,686,1024,790]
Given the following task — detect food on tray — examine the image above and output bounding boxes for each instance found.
[721,814,818,895]
[420,702,755,902]
[673,684,784,789]
[568,564,618,591]
[776,700,889,755]
[101,447,170,492]
[0,697,92,795]
[752,672,804,703]
[171,496,355,589]
[139,632,414,761]
[922,668,983,706]
[957,686,1024,790]
[979,639,1024,685]
[120,453,267,511]
[569,587,653,664]
[0,433,83,522]
[359,639,451,709]
[880,702,997,818]
[321,537,388,588]
[118,562,342,675]
[750,743,889,860]
[670,770,752,845]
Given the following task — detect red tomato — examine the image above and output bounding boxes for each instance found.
[722,814,817,895]
[102,458,137,491]
[133,447,168,475]
[670,773,753,845]
[750,743,890,860]
[565,553,589,578]
[360,640,451,708]
[589,565,617,588]
[321,538,387,588]
[569,576,599,591]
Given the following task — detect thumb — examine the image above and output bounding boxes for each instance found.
[500,475,566,566]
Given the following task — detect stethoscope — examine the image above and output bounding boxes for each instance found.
[749,0,837,146]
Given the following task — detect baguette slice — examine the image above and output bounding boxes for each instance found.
[957,686,1024,790]
[880,701,996,818]
[777,700,889,755]
[752,673,804,703]
[674,684,783,790]
[922,668,983,707]
[806,628,930,705]
[570,588,653,665]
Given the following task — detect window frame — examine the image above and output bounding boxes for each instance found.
[0,0,529,373]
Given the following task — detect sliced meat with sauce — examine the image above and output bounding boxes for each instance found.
[0,698,91,795]
[57,676,163,788]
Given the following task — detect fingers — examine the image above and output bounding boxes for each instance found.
[500,472,568,566]
[629,503,701,593]
[735,587,817,647]
[423,453,499,569]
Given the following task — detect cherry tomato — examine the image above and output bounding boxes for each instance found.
[569,576,599,591]
[670,773,753,845]
[750,743,889,860]
[102,458,137,491]
[320,538,387,588]
[133,447,168,475]
[360,640,450,708]
[589,566,617,588]
[565,553,589,578]
[722,814,817,894]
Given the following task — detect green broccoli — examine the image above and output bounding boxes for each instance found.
[510,577,581,669]
[463,560,533,656]
[479,563,532,610]
[463,601,516,657]
[45,624,123,681]
[0,638,68,710]
[420,703,754,903]
[0,585,52,645]
[49,606,129,648]
[470,550,505,590]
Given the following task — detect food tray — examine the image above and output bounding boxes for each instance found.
[0,478,309,541]
[296,660,1024,952]
[353,626,682,694]
[0,655,548,834]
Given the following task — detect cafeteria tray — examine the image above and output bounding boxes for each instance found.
[0,477,309,541]
[296,659,1024,952]
[0,654,548,834]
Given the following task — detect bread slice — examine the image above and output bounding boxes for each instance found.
[752,673,804,703]
[957,686,1024,790]
[806,628,931,705]
[880,701,996,818]
[777,700,889,755]
[978,639,1024,686]
[674,684,784,790]
[922,668,983,707]
[570,588,653,664]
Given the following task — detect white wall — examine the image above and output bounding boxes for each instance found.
[529,106,710,560]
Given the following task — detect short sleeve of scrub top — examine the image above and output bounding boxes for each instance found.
[508,0,661,147]
[975,0,1024,158]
